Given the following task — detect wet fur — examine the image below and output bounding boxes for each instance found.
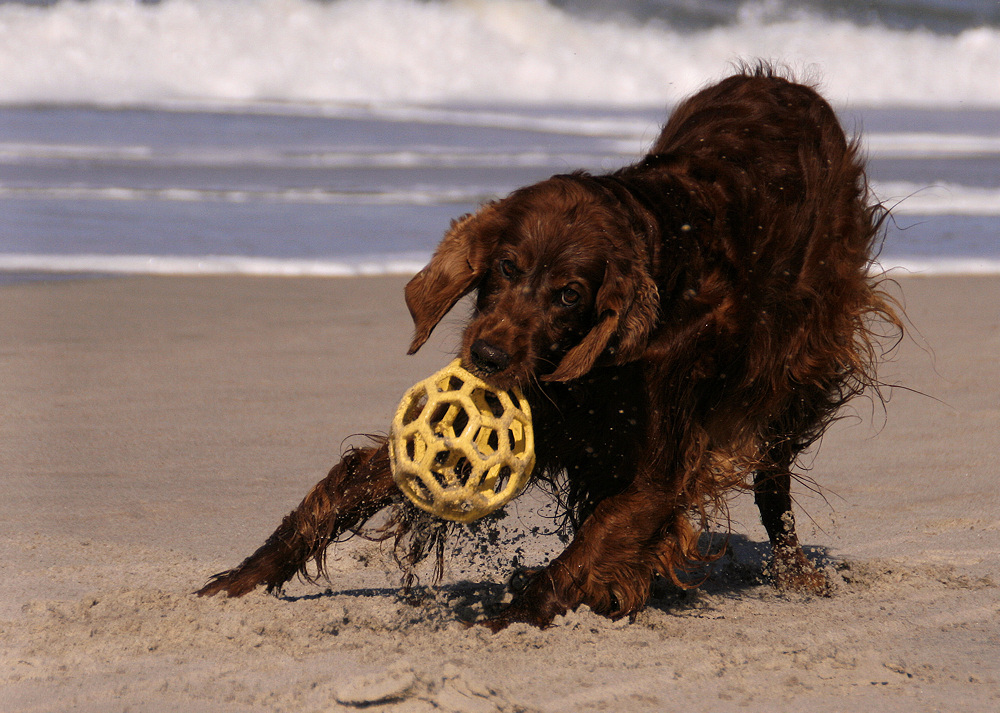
[198,65,902,630]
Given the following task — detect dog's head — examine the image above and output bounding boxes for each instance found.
[405,175,659,389]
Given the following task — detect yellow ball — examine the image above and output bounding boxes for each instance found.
[389,359,535,523]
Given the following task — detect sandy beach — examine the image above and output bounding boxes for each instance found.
[1,272,998,712]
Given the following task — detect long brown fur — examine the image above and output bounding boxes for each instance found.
[198,65,902,631]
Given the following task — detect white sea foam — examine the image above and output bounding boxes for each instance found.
[4,251,998,278]
[865,133,1000,158]
[1,0,999,108]
[1,179,996,216]
[3,130,1000,169]
[0,142,633,169]
[881,258,1000,276]
[0,252,431,277]
[0,185,498,205]
[873,182,1000,216]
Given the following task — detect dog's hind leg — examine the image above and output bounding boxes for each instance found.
[753,464,830,595]
[196,439,398,597]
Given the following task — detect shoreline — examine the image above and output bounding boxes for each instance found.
[2,273,997,712]
[2,250,1000,282]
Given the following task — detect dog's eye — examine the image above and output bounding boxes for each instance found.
[498,259,517,279]
[560,286,581,307]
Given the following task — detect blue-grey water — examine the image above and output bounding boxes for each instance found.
[0,103,998,278]
[1,0,998,278]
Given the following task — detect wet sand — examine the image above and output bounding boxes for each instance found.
[1,273,997,712]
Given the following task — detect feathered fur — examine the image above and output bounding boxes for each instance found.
[198,65,902,631]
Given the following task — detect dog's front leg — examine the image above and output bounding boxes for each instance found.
[196,439,397,597]
[482,474,676,631]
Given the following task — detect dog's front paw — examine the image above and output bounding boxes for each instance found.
[507,566,543,595]
[480,597,564,632]
[480,569,571,631]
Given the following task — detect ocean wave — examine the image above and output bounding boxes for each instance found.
[865,133,1000,158]
[552,0,1000,35]
[873,182,1000,216]
[0,142,633,169]
[0,252,431,277]
[1,0,998,108]
[3,251,998,278]
[0,185,499,205]
[3,180,997,216]
[3,130,998,169]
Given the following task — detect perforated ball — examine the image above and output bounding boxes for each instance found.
[389,359,535,523]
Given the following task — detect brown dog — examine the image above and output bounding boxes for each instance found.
[198,65,902,630]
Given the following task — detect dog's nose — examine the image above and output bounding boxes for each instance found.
[469,339,511,375]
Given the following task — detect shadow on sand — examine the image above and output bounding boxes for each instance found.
[276,532,836,625]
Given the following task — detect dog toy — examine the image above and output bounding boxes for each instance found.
[389,359,535,523]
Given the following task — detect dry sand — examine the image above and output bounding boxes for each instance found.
[1,273,998,712]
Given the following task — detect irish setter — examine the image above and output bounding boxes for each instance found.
[198,65,902,630]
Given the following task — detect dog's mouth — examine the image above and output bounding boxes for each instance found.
[461,338,533,392]
[462,330,580,391]
[462,360,520,393]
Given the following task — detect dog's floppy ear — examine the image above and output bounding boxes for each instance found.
[545,256,659,381]
[405,204,499,354]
